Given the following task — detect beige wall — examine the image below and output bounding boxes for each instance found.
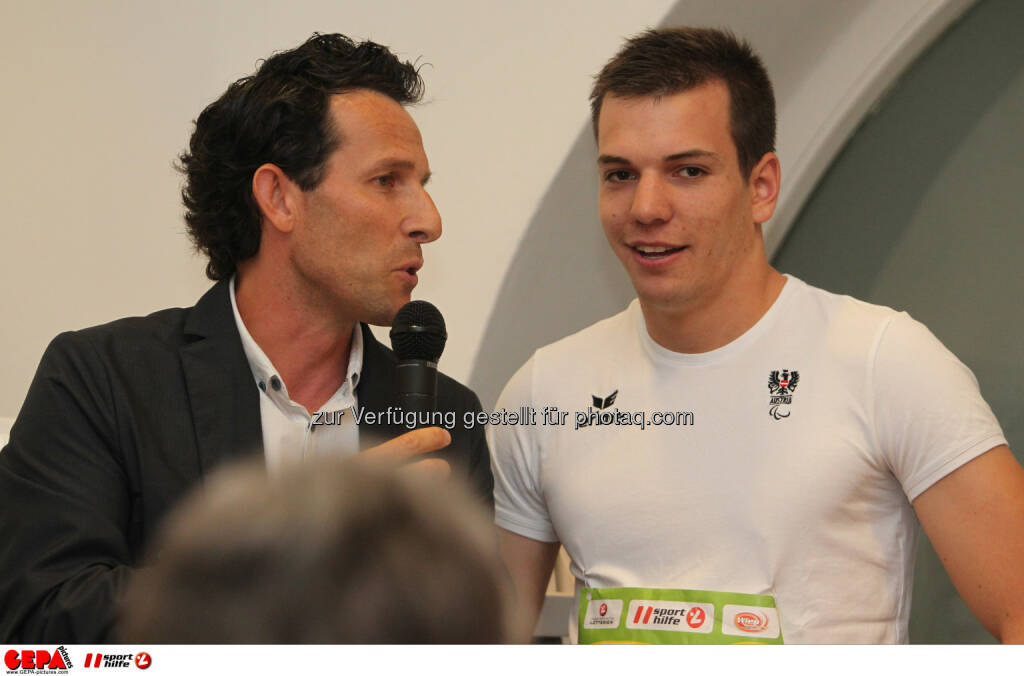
[0,0,968,417]
[0,0,675,416]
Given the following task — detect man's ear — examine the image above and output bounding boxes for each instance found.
[749,152,781,226]
[252,163,302,234]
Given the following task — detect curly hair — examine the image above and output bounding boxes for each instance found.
[590,27,775,180]
[179,33,424,280]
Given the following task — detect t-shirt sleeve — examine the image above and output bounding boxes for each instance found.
[872,312,1007,501]
[487,356,559,543]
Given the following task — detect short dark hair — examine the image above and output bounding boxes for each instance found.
[179,33,424,280]
[119,458,511,643]
[590,27,775,179]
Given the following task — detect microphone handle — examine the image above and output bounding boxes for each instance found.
[396,359,438,417]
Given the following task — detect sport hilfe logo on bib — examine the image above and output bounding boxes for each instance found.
[579,587,783,644]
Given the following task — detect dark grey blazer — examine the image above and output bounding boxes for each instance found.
[0,280,493,642]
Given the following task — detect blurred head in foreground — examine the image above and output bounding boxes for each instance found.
[120,458,510,643]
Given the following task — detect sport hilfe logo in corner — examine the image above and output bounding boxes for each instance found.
[82,652,151,670]
[767,369,799,420]
[4,648,72,674]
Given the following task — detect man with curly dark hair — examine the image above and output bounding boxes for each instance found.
[0,33,493,643]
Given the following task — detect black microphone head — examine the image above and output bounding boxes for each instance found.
[390,300,447,362]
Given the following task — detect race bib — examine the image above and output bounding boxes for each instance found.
[579,587,783,644]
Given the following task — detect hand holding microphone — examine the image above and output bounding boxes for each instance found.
[355,300,451,478]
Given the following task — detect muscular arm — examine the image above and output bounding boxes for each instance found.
[913,445,1024,642]
[498,528,560,642]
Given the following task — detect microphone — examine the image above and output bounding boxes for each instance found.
[389,300,447,418]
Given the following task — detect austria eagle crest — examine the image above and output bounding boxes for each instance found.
[768,370,799,396]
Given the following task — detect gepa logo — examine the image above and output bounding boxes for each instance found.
[4,647,71,673]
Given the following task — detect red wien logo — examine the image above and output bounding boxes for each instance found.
[4,650,69,671]
[734,611,769,633]
[599,603,608,617]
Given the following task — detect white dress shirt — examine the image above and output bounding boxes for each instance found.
[229,278,362,474]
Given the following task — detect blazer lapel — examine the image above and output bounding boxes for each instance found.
[180,280,263,474]
[355,323,404,450]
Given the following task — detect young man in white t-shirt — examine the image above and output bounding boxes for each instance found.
[488,27,1024,643]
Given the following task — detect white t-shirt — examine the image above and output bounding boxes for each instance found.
[489,276,1006,643]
